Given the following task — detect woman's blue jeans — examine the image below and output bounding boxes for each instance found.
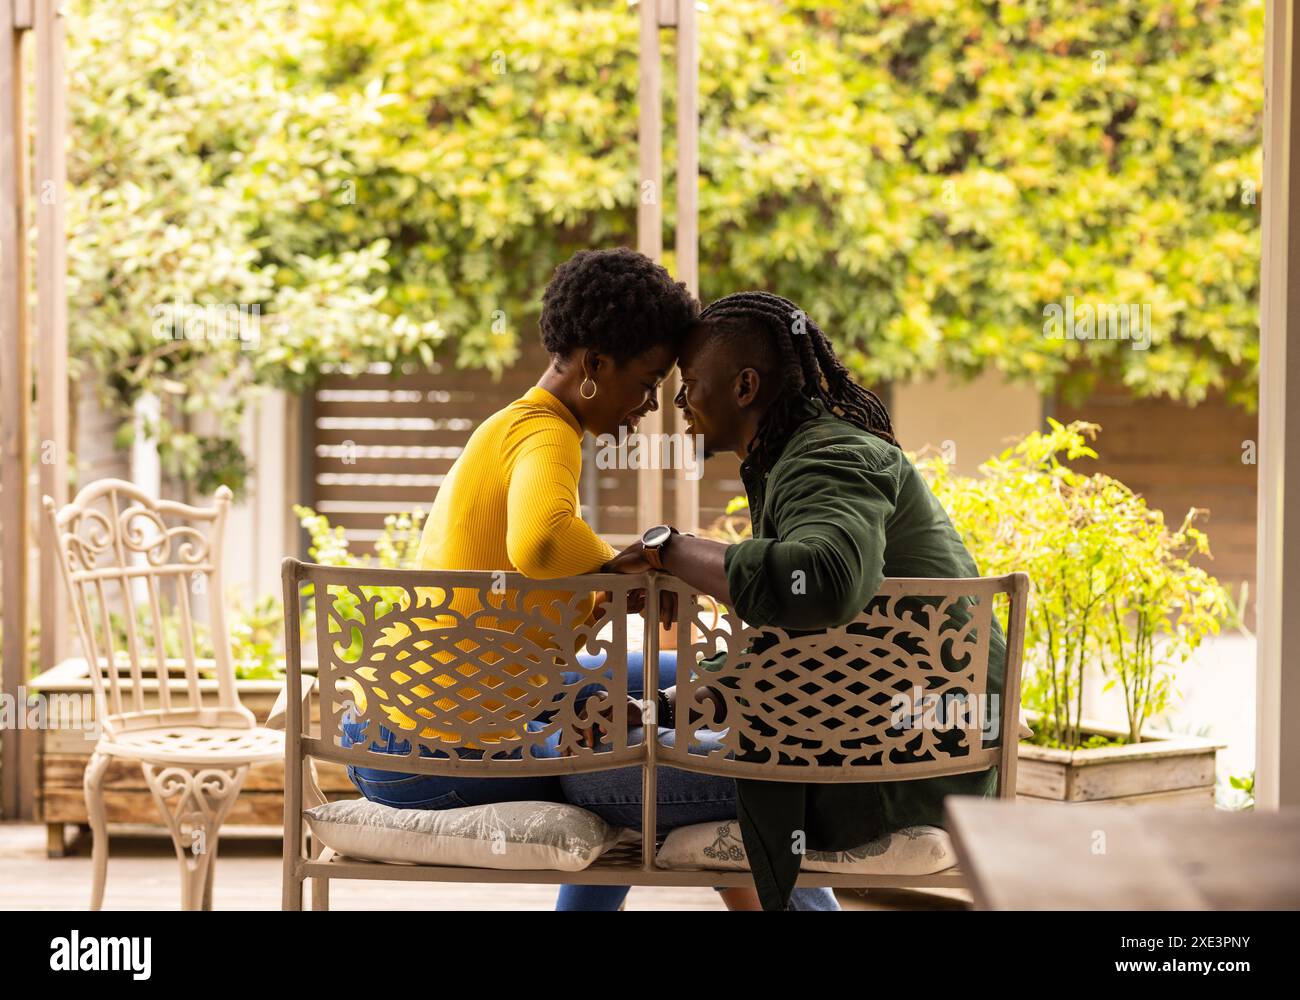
[341,650,838,912]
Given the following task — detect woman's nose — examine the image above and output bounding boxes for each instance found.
[646,388,660,411]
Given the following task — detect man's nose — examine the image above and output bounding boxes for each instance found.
[674,384,686,409]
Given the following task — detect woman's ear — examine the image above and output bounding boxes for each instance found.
[734,367,762,408]
[583,348,609,378]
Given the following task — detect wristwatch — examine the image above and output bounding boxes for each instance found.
[640,523,677,571]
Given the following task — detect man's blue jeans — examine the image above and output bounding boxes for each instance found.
[341,650,838,912]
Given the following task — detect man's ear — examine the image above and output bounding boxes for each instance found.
[734,367,762,408]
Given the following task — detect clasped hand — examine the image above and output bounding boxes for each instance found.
[566,686,727,753]
[564,539,697,753]
[595,537,680,630]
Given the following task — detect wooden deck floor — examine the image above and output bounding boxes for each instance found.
[0,822,968,911]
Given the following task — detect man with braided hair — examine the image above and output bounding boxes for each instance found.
[603,291,1008,910]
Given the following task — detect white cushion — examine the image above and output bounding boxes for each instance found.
[657,819,957,876]
[304,799,622,872]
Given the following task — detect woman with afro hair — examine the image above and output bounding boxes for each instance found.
[341,249,835,910]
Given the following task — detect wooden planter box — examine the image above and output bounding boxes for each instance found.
[1016,713,1225,808]
[28,657,356,857]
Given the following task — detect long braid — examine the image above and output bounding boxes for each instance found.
[697,291,897,471]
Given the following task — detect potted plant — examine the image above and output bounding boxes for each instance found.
[919,419,1232,807]
[709,420,1232,808]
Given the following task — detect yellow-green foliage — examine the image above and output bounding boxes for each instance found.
[919,420,1230,747]
[69,0,1264,493]
[293,506,427,634]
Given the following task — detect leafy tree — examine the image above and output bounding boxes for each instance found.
[67,0,445,493]
[66,0,1265,492]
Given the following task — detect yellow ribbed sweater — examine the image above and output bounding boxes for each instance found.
[417,385,615,581]
[356,386,615,746]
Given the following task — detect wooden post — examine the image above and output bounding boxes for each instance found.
[35,0,68,674]
[637,0,700,534]
[672,0,699,533]
[636,0,664,529]
[0,0,32,820]
[1257,0,1300,810]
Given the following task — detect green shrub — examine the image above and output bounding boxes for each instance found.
[68,0,1265,495]
[918,420,1230,747]
[105,596,283,681]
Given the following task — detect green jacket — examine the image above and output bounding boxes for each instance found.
[719,399,1006,911]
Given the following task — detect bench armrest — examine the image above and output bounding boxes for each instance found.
[266,675,314,732]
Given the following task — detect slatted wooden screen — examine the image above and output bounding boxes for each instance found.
[307,335,743,549]
[1055,385,1258,597]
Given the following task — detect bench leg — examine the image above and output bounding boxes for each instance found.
[309,833,329,911]
[202,851,216,910]
[283,871,305,911]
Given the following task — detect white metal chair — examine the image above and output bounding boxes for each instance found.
[43,478,283,910]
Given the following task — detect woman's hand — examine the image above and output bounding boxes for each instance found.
[568,686,725,753]
[660,684,727,727]
[620,588,677,629]
[601,587,675,630]
[592,589,620,626]
[601,539,678,628]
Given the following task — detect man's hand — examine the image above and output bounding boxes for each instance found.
[570,694,647,752]
[602,539,652,575]
[603,538,678,628]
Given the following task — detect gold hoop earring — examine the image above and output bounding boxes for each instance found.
[579,377,597,400]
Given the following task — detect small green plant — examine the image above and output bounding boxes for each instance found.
[106,596,284,680]
[229,594,284,680]
[1222,770,1255,811]
[294,505,425,571]
[293,505,428,637]
[704,495,754,543]
[1221,580,1253,637]
[107,606,214,664]
[919,420,1231,749]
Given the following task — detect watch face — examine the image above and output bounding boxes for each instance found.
[642,524,672,548]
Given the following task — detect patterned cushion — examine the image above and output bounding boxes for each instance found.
[657,819,957,875]
[304,799,622,872]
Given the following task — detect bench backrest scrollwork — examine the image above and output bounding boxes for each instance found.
[282,562,1027,806]
[650,573,1029,794]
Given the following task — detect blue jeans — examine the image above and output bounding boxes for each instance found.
[342,650,838,912]
[341,648,660,803]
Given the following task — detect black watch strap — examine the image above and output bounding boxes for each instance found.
[656,689,675,728]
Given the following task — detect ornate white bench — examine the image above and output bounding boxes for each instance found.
[277,559,1028,909]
